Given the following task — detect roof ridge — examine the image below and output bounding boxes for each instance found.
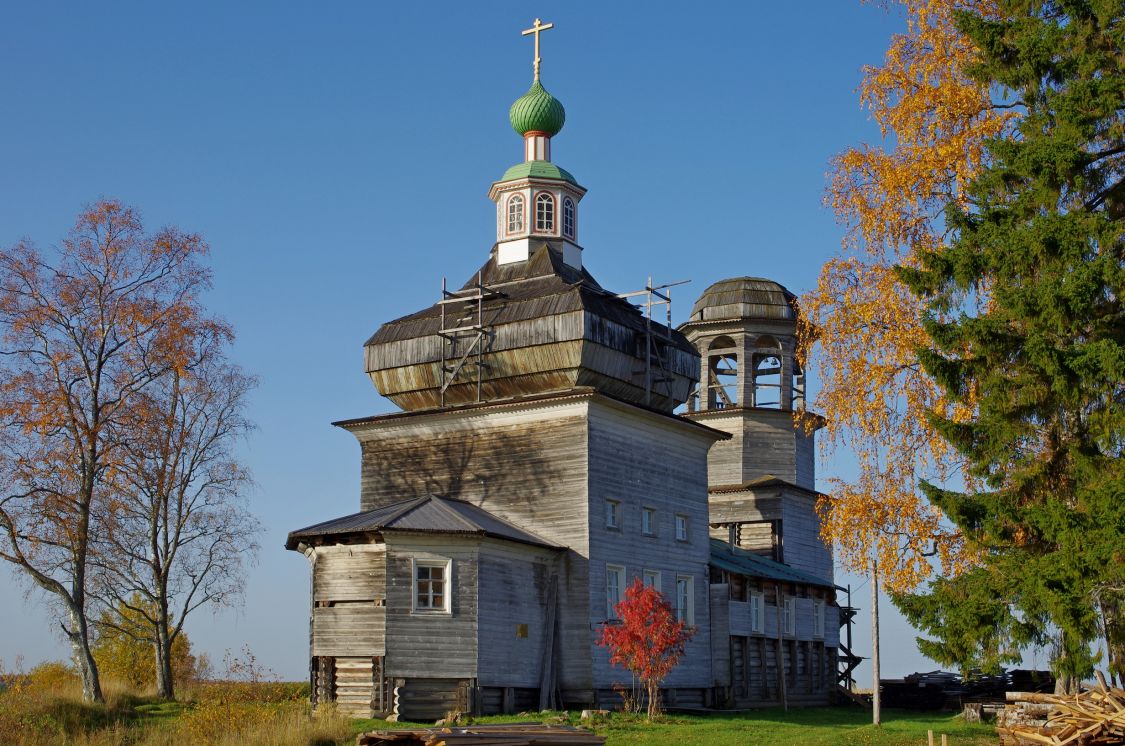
[424,495,486,532]
[380,495,432,525]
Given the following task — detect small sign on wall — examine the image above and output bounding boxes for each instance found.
[516,624,529,638]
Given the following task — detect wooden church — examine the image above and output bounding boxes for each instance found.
[286,19,850,721]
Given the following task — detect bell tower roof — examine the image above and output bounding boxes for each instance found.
[687,277,798,324]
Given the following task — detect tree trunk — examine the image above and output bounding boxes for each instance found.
[155,621,174,700]
[646,679,659,720]
[67,604,104,703]
[871,556,881,727]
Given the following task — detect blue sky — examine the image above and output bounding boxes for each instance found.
[0,2,1030,683]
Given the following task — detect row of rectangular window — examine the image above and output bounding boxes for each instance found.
[746,592,826,638]
[605,500,689,541]
[605,564,695,626]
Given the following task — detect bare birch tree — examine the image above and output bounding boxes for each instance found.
[0,200,210,702]
[92,323,258,700]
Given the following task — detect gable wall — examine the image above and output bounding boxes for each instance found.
[348,400,594,689]
[586,398,718,689]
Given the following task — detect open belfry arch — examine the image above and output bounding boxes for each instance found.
[287,20,849,721]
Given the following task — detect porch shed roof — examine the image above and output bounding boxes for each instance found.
[285,495,563,551]
[709,538,839,590]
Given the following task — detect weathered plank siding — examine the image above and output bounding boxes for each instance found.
[710,585,731,687]
[314,545,386,603]
[346,398,594,691]
[383,535,478,679]
[780,493,833,581]
[312,607,386,657]
[476,539,558,688]
[586,397,719,690]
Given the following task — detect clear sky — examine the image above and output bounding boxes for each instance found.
[0,1,1035,684]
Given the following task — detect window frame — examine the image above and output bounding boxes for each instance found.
[813,600,825,639]
[606,563,626,620]
[641,506,656,536]
[674,513,689,542]
[604,499,620,530]
[749,591,765,634]
[411,558,452,614]
[506,193,525,235]
[782,596,796,636]
[562,196,575,238]
[642,569,661,592]
[534,191,555,232]
[675,574,695,626]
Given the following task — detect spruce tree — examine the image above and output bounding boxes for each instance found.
[895,0,1125,687]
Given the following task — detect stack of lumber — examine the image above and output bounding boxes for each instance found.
[356,723,606,746]
[997,674,1125,745]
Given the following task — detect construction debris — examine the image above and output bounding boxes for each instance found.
[356,722,606,746]
[997,674,1125,745]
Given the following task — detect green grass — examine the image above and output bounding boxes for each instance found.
[352,707,996,746]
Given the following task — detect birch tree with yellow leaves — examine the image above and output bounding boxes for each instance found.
[801,0,1020,721]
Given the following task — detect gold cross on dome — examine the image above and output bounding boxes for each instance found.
[521,18,554,81]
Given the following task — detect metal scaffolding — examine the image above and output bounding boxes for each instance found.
[617,277,689,407]
[438,271,503,407]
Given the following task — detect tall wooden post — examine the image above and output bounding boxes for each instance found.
[775,584,788,711]
[871,555,881,726]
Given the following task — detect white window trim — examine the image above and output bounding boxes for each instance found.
[675,574,695,626]
[674,514,689,542]
[605,499,620,530]
[642,569,661,592]
[749,592,765,634]
[782,596,796,636]
[606,563,626,620]
[411,557,452,615]
[641,507,656,536]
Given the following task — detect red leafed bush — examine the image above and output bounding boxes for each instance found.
[596,578,696,719]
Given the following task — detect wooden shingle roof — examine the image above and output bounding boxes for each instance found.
[285,495,563,551]
[364,243,700,411]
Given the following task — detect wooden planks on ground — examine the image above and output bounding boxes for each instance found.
[357,723,605,746]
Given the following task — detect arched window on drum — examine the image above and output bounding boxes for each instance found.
[535,192,555,232]
[507,194,525,234]
[562,197,575,239]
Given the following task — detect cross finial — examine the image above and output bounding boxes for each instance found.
[521,18,554,81]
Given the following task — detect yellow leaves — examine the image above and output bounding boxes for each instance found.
[805,0,1017,592]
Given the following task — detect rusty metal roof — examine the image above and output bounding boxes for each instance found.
[285,495,563,551]
[686,277,797,323]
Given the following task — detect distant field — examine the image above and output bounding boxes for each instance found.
[0,675,996,746]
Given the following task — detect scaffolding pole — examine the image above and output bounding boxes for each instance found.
[617,278,689,407]
[438,271,502,407]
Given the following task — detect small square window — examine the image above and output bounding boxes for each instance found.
[674,514,689,542]
[642,569,661,591]
[605,500,620,529]
[641,507,656,536]
[414,560,450,613]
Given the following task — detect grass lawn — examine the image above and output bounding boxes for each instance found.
[352,707,997,746]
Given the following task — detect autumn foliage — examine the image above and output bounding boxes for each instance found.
[802,0,1020,592]
[597,579,695,719]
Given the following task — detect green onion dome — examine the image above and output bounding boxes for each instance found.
[509,80,566,137]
